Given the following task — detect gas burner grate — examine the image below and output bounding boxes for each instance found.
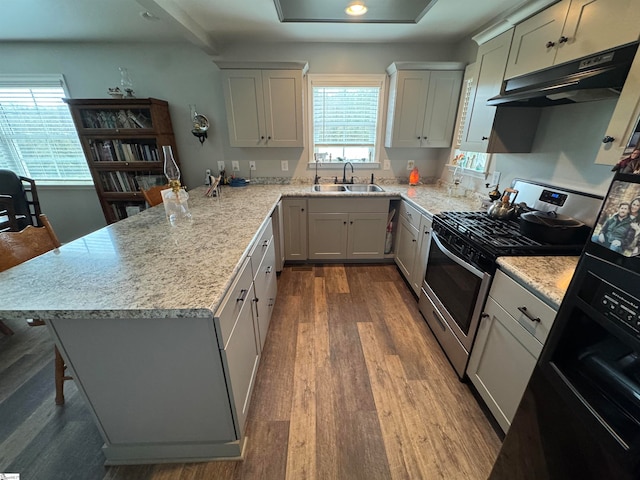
[434,211,584,258]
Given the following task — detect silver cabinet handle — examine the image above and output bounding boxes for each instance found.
[518,306,540,323]
[236,289,248,302]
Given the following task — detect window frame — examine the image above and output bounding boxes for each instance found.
[0,74,92,186]
[307,74,387,166]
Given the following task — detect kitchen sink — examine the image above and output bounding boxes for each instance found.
[311,184,347,192]
[311,184,385,193]
[346,184,384,193]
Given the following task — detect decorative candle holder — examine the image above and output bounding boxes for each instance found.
[162,145,192,226]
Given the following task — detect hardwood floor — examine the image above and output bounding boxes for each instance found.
[0,264,501,479]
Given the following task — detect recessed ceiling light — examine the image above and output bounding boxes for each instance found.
[345,2,368,16]
[140,11,159,21]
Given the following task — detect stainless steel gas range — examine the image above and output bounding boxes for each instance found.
[419,179,603,378]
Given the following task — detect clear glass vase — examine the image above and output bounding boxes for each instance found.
[162,146,191,226]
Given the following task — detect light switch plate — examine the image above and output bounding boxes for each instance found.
[407,160,415,171]
[217,161,225,172]
[383,160,391,170]
[249,161,256,171]
[281,160,289,171]
[232,161,240,172]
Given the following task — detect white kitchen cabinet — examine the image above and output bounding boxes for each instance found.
[467,269,558,433]
[385,66,463,148]
[249,219,277,351]
[596,45,640,165]
[282,198,308,261]
[307,198,389,260]
[460,28,540,153]
[505,0,640,80]
[221,67,306,147]
[410,214,432,296]
[395,200,431,288]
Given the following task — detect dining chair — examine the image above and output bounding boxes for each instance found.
[141,184,169,207]
[0,214,72,405]
[0,170,43,231]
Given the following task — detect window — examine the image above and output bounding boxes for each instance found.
[0,75,90,185]
[309,74,386,164]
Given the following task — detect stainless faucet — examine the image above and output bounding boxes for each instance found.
[314,159,321,184]
[342,161,354,184]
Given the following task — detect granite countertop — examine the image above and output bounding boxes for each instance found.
[0,182,481,321]
[1,181,568,320]
[496,256,579,310]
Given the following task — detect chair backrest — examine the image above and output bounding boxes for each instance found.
[0,195,19,232]
[0,170,42,229]
[0,214,60,272]
[141,185,169,207]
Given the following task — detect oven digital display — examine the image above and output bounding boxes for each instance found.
[540,189,567,206]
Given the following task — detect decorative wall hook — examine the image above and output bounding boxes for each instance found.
[190,104,210,144]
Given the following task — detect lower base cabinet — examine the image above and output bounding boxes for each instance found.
[395,200,432,295]
[467,270,557,433]
[307,197,389,260]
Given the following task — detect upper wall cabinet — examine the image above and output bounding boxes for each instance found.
[596,47,640,165]
[505,0,640,79]
[218,62,308,147]
[459,29,539,154]
[385,63,464,148]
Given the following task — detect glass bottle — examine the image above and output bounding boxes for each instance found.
[162,146,191,226]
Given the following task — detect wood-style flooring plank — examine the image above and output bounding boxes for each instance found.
[285,321,316,480]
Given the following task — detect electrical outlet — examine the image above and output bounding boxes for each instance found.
[407,160,415,171]
[383,160,391,170]
[232,161,240,172]
[217,161,225,172]
[249,161,256,171]
[281,160,289,171]
[492,170,501,185]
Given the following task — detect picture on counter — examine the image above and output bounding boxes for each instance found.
[591,180,640,257]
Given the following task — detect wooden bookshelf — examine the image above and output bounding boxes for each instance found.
[64,97,180,224]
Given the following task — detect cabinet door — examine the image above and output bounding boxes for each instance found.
[504,0,569,79]
[410,215,432,296]
[394,215,418,281]
[555,0,640,66]
[282,199,307,261]
[467,297,542,433]
[222,283,260,436]
[308,213,349,260]
[596,48,640,165]
[421,71,463,147]
[347,212,387,259]
[222,70,266,147]
[386,71,430,148]
[262,70,305,147]
[460,29,514,153]
[253,239,277,351]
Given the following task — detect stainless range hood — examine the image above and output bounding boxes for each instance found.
[487,42,639,107]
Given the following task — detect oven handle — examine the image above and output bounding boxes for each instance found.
[431,231,486,279]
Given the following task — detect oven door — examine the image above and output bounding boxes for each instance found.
[422,231,492,352]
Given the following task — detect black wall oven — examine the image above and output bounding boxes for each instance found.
[490,173,640,479]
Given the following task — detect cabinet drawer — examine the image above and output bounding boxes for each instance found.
[490,269,557,344]
[214,257,254,349]
[249,219,273,278]
[399,200,422,230]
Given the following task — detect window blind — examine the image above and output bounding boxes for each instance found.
[313,86,380,145]
[0,75,90,183]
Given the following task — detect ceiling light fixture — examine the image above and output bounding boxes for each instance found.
[345,2,368,16]
[140,11,159,21]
